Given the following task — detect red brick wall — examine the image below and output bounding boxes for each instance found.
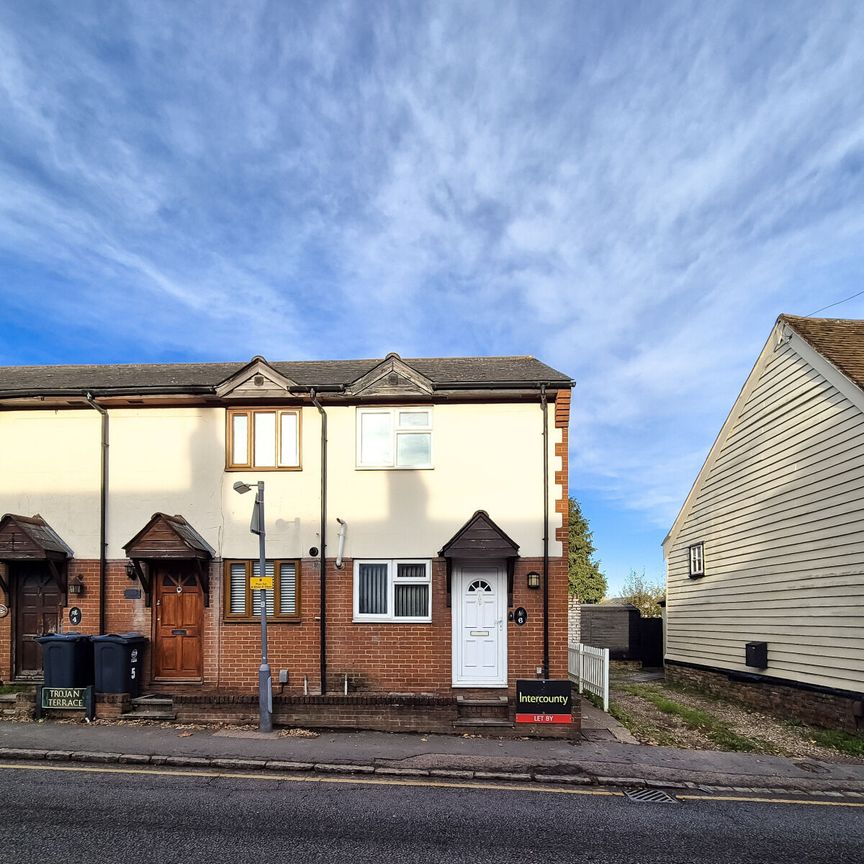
[1,551,569,696]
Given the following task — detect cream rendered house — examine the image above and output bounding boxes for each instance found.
[664,316,864,733]
[0,353,574,733]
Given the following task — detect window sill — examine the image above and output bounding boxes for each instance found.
[223,617,304,624]
[225,466,302,472]
[354,465,434,471]
[688,573,706,580]
[352,617,432,624]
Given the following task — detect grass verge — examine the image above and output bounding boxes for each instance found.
[0,684,30,695]
[608,698,677,746]
[619,683,760,752]
[787,725,864,758]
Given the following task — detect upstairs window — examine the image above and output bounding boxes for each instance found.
[357,408,432,469]
[353,560,432,622]
[224,559,300,620]
[688,542,705,578]
[228,409,300,470]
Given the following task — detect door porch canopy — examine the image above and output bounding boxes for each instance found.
[0,513,73,604]
[438,510,520,607]
[123,513,214,607]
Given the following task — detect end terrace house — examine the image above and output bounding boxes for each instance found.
[0,353,574,732]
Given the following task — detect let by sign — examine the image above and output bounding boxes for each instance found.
[515,679,572,724]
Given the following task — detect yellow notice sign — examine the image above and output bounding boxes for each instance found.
[250,577,273,590]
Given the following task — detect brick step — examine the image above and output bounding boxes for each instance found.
[131,697,173,708]
[453,718,514,729]
[123,709,176,721]
[456,696,509,707]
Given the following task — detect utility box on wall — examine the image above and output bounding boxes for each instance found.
[745,641,768,669]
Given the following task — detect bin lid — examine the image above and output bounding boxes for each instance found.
[35,632,90,643]
[91,632,148,644]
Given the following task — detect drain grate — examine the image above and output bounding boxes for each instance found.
[624,787,678,804]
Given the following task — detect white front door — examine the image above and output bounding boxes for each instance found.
[452,563,507,687]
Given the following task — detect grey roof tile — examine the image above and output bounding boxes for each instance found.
[0,355,572,395]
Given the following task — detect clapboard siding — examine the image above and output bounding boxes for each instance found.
[666,339,864,694]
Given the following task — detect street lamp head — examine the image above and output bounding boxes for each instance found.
[233,480,253,494]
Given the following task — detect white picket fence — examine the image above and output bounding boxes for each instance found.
[568,643,610,712]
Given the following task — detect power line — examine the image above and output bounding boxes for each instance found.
[806,289,864,317]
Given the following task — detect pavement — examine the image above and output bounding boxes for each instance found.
[1,718,863,795]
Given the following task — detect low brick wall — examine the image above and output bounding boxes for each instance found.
[667,663,864,735]
[95,693,131,719]
[174,692,581,738]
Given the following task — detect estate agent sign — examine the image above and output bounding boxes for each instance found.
[515,679,572,724]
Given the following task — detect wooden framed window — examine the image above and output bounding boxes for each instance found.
[223,559,301,620]
[353,559,431,622]
[356,408,433,469]
[227,409,301,470]
[688,543,705,578]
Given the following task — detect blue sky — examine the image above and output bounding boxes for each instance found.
[2,2,864,594]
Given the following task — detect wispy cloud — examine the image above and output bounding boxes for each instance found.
[1,0,864,545]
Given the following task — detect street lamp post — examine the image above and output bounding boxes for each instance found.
[233,479,272,733]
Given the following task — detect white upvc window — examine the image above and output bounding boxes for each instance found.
[353,559,432,622]
[228,408,301,470]
[688,542,705,578]
[356,407,433,469]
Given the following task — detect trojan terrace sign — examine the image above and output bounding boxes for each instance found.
[515,679,572,724]
[39,686,94,720]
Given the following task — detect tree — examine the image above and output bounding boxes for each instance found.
[568,497,607,603]
[620,569,665,618]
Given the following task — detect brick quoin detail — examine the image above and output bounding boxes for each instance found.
[554,389,571,549]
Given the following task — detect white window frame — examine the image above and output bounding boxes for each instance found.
[688,542,705,578]
[353,559,432,623]
[227,408,301,471]
[355,407,433,469]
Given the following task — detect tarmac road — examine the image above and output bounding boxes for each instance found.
[0,763,861,864]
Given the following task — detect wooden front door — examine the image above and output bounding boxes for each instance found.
[154,564,203,681]
[15,565,61,678]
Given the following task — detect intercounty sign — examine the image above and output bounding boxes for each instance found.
[515,679,572,724]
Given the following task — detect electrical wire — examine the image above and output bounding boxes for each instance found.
[806,289,864,317]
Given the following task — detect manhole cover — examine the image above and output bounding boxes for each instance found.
[624,787,678,804]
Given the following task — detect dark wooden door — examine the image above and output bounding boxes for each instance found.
[154,564,203,681]
[15,566,61,677]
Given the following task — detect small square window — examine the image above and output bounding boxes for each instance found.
[356,408,433,469]
[227,409,301,470]
[688,543,705,578]
[224,559,301,620]
[353,559,432,622]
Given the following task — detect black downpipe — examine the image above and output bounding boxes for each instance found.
[540,385,549,678]
[310,390,328,695]
[85,394,108,634]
